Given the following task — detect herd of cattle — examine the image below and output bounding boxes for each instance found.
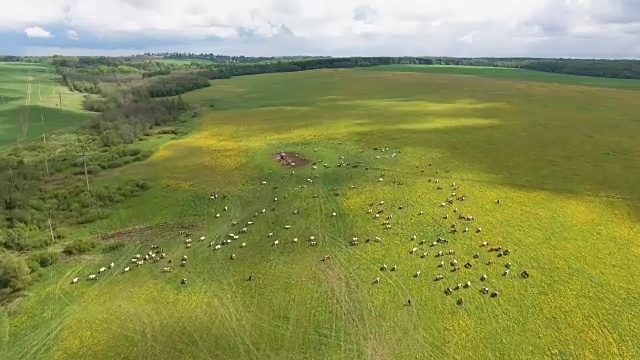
[71,144,529,306]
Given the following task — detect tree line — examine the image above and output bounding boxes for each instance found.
[7,54,639,80]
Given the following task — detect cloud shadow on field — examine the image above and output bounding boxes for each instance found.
[0,105,91,147]
[348,111,640,216]
[0,93,23,104]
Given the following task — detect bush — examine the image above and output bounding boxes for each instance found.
[0,251,31,294]
[102,241,126,253]
[62,238,96,255]
[54,226,71,240]
[28,250,59,268]
[0,226,52,251]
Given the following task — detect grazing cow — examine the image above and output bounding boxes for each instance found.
[481,274,488,281]
[457,298,464,306]
[503,269,510,276]
[123,267,130,273]
[181,278,188,284]
[473,253,480,259]
[491,291,499,298]
[322,255,331,261]
[464,281,471,288]
[310,241,318,246]
[230,254,236,260]
[481,287,490,294]
[505,262,512,268]
[521,270,530,279]
[444,287,452,296]
[273,240,279,246]
[464,262,473,269]
[381,264,387,271]
[163,267,172,272]
[434,275,444,281]
[99,267,107,273]
[391,265,397,271]
[373,277,381,284]
[241,242,246,248]
[410,247,418,254]
[71,277,79,284]
[109,262,115,269]
[415,271,422,277]
[88,275,98,280]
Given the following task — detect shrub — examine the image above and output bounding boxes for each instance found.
[62,238,96,255]
[0,251,31,294]
[54,226,71,240]
[102,241,126,253]
[28,250,59,268]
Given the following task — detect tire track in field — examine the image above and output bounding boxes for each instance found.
[16,263,89,359]
[224,276,261,359]
[316,158,379,356]
[212,288,251,360]
[312,174,346,355]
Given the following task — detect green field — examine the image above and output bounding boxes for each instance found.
[0,62,90,148]
[366,65,640,91]
[4,67,640,359]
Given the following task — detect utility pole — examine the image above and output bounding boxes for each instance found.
[43,134,49,176]
[82,149,90,191]
[48,219,56,242]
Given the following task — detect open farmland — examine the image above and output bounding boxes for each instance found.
[0,62,89,147]
[365,65,640,91]
[4,67,640,360]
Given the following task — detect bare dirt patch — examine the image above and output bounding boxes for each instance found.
[273,151,310,167]
[96,223,202,242]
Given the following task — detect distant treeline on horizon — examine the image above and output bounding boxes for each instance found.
[1,53,640,80]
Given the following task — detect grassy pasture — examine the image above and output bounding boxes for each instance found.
[4,68,640,359]
[0,62,90,148]
[366,65,640,91]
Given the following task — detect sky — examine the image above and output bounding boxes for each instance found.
[0,0,639,58]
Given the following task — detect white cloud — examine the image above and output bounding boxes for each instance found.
[24,26,53,38]
[66,29,79,40]
[1,0,639,57]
